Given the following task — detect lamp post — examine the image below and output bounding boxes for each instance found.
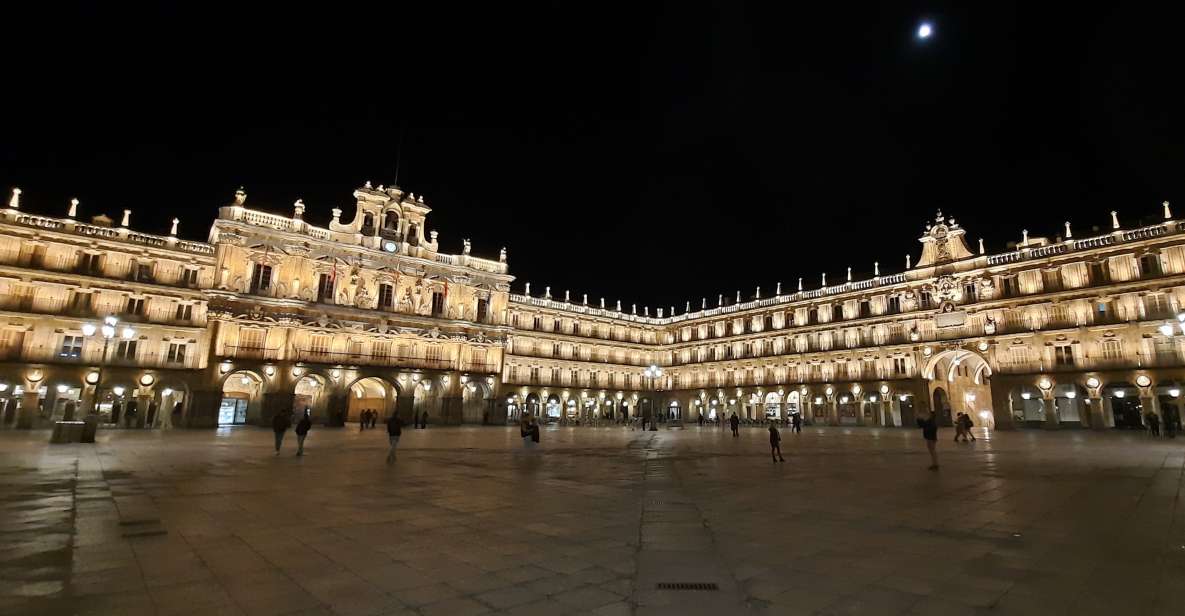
[643,364,663,424]
[82,316,135,416]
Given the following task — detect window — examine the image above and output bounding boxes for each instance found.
[572,321,580,335]
[241,328,266,351]
[250,263,273,293]
[918,291,933,309]
[1089,261,1109,285]
[553,319,561,332]
[125,297,145,316]
[1009,346,1031,365]
[373,341,391,358]
[511,313,520,328]
[963,282,978,303]
[551,368,561,384]
[832,305,844,321]
[590,372,599,387]
[317,273,335,303]
[533,316,543,330]
[1140,253,1162,277]
[808,308,819,324]
[181,268,199,287]
[131,262,153,282]
[1100,339,1122,360]
[166,343,187,364]
[115,340,138,360]
[383,210,399,232]
[78,253,103,275]
[309,335,330,355]
[552,343,561,357]
[431,292,445,317]
[859,300,872,318]
[175,304,193,321]
[1054,345,1075,367]
[893,357,907,376]
[570,369,578,384]
[378,284,394,310]
[1002,277,1020,298]
[887,295,901,314]
[529,367,540,383]
[476,298,489,322]
[59,335,83,359]
[69,292,93,313]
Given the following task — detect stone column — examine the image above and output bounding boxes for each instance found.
[988,377,1016,430]
[1087,396,1106,429]
[880,400,891,426]
[826,398,839,426]
[135,393,152,428]
[439,375,463,425]
[1042,390,1059,429]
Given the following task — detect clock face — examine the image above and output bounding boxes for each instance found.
[383,241,397,253]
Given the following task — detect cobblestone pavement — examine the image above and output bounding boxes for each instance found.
[1,424,1184,616]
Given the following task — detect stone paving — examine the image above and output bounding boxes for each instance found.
[1,423,1184,616]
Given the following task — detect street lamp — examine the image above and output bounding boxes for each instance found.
[643,364,664,389]
[82,316,135,415]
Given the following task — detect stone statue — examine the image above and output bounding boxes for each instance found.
[463,239,471,255]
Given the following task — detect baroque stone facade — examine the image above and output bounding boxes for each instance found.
[1,185,1183,433]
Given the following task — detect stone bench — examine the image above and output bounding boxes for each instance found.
[50,421,86,443]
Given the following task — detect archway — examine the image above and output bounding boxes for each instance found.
[545,394,562,422]
[837,392,859,425]
[525,393,541,418]
[411,378,438,423]
[462,380,493,424]
[1053,383,1089,428]
[220,370,264,425]
[1155,381,1183,436]
[1104,382,1143,429]
[347,376,396,423]
[602,398,615,421]
[667,400,682,421]
[924,349,994,427]
[785,391,801,420]
[1008,385,1045,427]
[505,394,522,424]
[763,392,783,420]
[153,380,190,429]
[294,374,329,421]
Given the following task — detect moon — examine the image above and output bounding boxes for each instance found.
[917,22,933,39]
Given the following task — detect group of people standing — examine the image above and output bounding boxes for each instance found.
[1143,410,1180,438]
[358,409,379,430]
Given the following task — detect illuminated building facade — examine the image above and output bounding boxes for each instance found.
[2,183,1183,432]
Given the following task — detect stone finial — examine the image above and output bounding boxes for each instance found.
[120,209,131,227]
[170,218,179,236]
[364,180,372,189]
[776,282,782,295]
[408,192,414,201]
[756,286,761,299]
[1022,229,1029,246]
[686,300,691,312]
[68,198,78,218]
[600,297,605,308]
[718,294,723,306]
[821,273,827,287]
[659,308,665,318]
[331,207,342,223]
[377,185,384,191]
[430,230,438,241]
[7,187,20,209]
[874,261,880,276]
[417,194,424,203]
[1064,221,1072,239]
[735,290,741,303]
[846,267,852,282]
[631,303,636,314]
[701,298,706,309]
[234,187,246,205]
[978,238,985,254]
[462,239,471,255]
[499,247,507,263]
[582,293,588,305]
[616,300,622,312]
[293,199,305,220]
[1164,200,1172,220]
[1111,210,1120,230]
[525,282,531,294]
[544,286,551,298]
[643,306,648,317]
[564,289,570,302]
[797,278,802,291]
[906,254,912,269]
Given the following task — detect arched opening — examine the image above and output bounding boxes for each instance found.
[462,380,493,424]
[545,394,562,422]
[1053,383,1089,428]
[618,399,630,421]
[602,398,615,421]
[924,349,994,427]
[896,392,915,426]
[294,374,329,422]
[838,392,859,425]
[505,394,521,424]
[763,392,783,420]
[707,397,720,421]
[1155,381,1183,436]
[220,370,264,425]
[361,213,376,235]
[1008,385,1045,426]
[411,378,437,423]
[525,393,540,418]
[347,376,396,422]
[1104,382,1142,429]
[382,210,400,236]
[785,390,801,420]
[153,381,190,429]
[564,398,577,421]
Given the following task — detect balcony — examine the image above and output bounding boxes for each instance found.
[294,349,455,371]
[223,345,281,361]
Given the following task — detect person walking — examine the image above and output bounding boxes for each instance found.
[295,410,312,456]
[521,415,533,448]
[371,410,378,429]
[791,413,802,434]
[529,416,541,447]
[420,411,429,430]
[360,410,367,431]
[953,412,965,442]
[769,422,785,463]
[386,412,403,464]
[698,413,705,427]
[729,412,740,437]
[917,410,939,470]
[960,412,976,441]
[1148,412,1161,437]
[272,409,292,455]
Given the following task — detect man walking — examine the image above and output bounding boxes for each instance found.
[769,422,785,463]
[272,409,292,455]
[791,413,802,434]
[386,412,403,464]
[295,409,312,456]
[729,412,740,437]
[917,410,939,470]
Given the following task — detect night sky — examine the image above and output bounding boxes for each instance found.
[2,3,1182,312]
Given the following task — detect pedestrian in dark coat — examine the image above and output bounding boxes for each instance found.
[729,413,740,437]
[386,413,403,464]
[769,423,785,462]
[791,413,802,434]
[295,410,312,456]
[273,410,292,455]
[917,410,939,470]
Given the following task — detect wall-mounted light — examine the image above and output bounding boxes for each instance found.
[112,386,126,397]
[264,365,275,377]
[1065,391,1076,399]
[922,347,932,357]
[331,369,341,379]
[56,384,69,394]
[162,388,174,397]
[1114,390,1126,398]
[814,397,823,404]
[1136,374,1152,388]
[1021,392,1032,400]
[1086,376,1100,389]
[824,386,834,396]
[977,341,990,352]
[220,361,232,374]
[880,384,889,395]
[1038,377,1053,391]
[240,375,251,386]
[899,394,908,402]
[85,371,100,385]
[26,369,43,383]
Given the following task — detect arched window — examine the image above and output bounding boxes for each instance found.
[361,213,376,235]
[383,211,399,232]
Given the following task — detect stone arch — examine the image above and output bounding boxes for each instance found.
[763,391,784,420]
[545,393,562,422]
[293,373,330,421]
[462,379,494,424]
[925,349,993,427]
[1008,384,1046,427]
[151,378,191,429]
[346,375,399,422]
[411,377,439,423]
[1103,381,1143,429]
[1052,383,1089,427]
[220,369,266,425]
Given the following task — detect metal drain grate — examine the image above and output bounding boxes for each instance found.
[656,582,719,591]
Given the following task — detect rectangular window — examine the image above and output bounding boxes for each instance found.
[431,292,445,317]
[166,343,187,364]
[175,304,193,321]
[590,372,599,387]
[963,283,978,303]
[1140,253,1162,277]
[317,273,335,303]
[132,262,153,282]
[572,321,580,335]
[373,341,391,358]
[887,296,901,314]
[250,263,272,293]
[70,292,93,313]
[529,367,540,383]
[476,298,489,322]
[115,340,138,360]
[1089,261,1109,285]
[918,291,933,309]
[858,300,871,318]
[553,319,561,332]
[378,284,394,310]
[1100,339,1122,360]
[533,316,543,330]
[1002,277,1020,298]
[59,335,84,359]
[309,335,330,355]
[78,253,103,275]
[241,328,266,351]
[1054,345,1075,367]
[125,297,145,316]
[551,368,561,384]
[181,268,199,287]
[893,357,907,376]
